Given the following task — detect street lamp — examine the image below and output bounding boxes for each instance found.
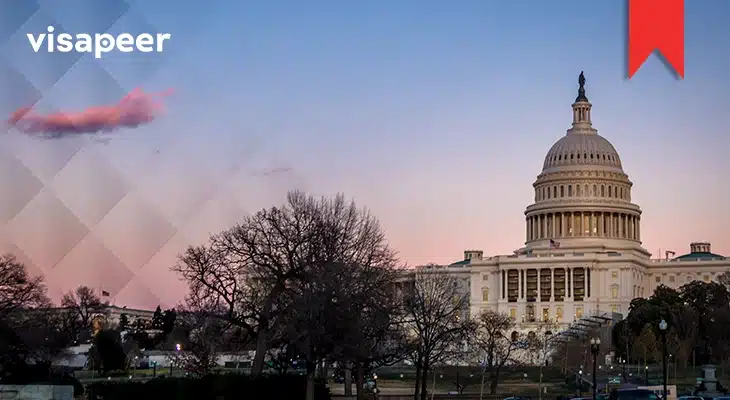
[659,319,668,400]
[171,343,182,376]
[578,369,583,397]
[590,338,601,400]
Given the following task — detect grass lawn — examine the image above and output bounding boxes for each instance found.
[329,379,570,396]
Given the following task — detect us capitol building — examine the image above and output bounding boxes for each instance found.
[414,73,729,329]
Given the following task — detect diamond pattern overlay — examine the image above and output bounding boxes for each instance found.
[0,0,272,310]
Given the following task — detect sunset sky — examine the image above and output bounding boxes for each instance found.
[1,0,729,310]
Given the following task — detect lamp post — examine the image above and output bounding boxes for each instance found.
[659,319,668,400]
[171,343,181,376]
[578,369,583,397]
[590,338,601,400]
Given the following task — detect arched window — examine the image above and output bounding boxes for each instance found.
[601,185,605,197]
[552,186,557,198]
[560,186,565,197]
[593,185,596,196]
[568,185,573,197]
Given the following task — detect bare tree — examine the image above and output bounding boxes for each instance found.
[0,255,63,374]
[171,312,227,377]
[0,254,49,318]
[403,271,474,400]
[472,310,523,398]
[173,191,324,376]
[719,271,730,291]
[334,263,408,400]
[271,194,400,400]
[526,320,560,400]
[61,285,108,341]
[173,190,400,389]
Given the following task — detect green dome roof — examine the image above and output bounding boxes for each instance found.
[673,252,725,261]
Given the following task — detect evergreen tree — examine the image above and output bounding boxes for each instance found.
[161,308,177,335]
[151,306,164,330]
[118,313,129,331]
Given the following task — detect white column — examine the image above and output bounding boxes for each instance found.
[537,269,541,302]
[619,214,624,238]
[567,267,572,298]
[500,271,504,299]
[550,268,555,301]
[599,213,605,236]
[552,214,556,237]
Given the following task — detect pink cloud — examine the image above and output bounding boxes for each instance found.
[7,88,174,137]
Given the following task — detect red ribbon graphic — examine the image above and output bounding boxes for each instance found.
[627,0,685,79]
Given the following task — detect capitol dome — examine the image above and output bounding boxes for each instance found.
[523,72,643,250]
[542,133,623,171]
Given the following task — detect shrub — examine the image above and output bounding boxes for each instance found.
[86,374,331,400]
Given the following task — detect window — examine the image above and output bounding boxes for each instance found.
[556,307,563,321]
[611,286,618,299]
[575,307,583,319]
[543,308,550,322]
[611,305,619,313]
[669,275,675,283]
[704,275,710,282]
[568,185,572,197]
[482,288,489,302]
[509,308,517,320]
[553,187,557,198]
[560,186,565,197]
[686,276,691,282]
[482,274,488,281]
[601,185,605,197]
[655,276,661,283]
[611,271,618,279]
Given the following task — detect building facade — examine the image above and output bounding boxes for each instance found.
[420,73,729,330]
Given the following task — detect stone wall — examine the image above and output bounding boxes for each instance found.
[0,385,74,400]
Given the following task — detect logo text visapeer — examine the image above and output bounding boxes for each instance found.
[27,26,171,59]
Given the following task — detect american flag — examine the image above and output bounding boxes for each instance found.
[101,290,110,297]
[549,239,560,249]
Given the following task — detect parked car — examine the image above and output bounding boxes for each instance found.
[613,389,661,400]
